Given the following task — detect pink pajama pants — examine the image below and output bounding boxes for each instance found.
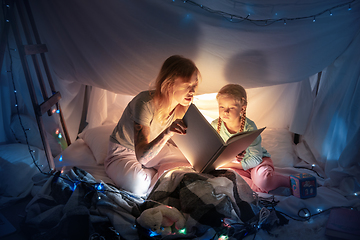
[104,141,191,196]
[231,157,290,193]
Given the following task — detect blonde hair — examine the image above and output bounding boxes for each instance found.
[152,55,199,124]
[216,84,247,133]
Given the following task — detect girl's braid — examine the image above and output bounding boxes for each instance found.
[239,106,246,133]
[217,106,246,134]
[217,117,222,133]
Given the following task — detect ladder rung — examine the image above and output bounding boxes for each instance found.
[38,91,61,115]
[23,44,48,55]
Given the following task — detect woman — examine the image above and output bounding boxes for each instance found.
[104,55,200,196]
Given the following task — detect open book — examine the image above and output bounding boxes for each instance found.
[172,103,265,173]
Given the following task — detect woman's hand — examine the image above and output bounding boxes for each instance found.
[235,150,246,162]
[134,119,186,164]
[166,119,187,136]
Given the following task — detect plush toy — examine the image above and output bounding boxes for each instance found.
[136,204,186,235]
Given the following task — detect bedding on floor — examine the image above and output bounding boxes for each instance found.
[20,166,287,240]
[1,126,359,240]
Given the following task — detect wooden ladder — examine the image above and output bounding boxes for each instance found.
[0,0,71,172]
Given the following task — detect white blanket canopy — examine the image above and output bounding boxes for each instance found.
[29,0,360,92]
[1,0,359,196]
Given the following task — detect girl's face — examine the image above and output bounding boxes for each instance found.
[218,96,242,124]
[172,72,198,107]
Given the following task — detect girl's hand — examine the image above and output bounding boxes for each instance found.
[235,150,246,162]
[167,119,187,136]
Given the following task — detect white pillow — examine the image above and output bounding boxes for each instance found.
[261,128,298,168]
[78,124,116,165]
[0,143,47,205]
[10,114,62,157]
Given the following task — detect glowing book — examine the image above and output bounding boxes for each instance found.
[172,103,265,173]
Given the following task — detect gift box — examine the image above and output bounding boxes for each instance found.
[290,173,317,199]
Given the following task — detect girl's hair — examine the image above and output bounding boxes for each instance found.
[152,55,199,124]
[216,84,247,133]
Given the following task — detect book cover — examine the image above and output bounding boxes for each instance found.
[325,208,360,240]
[172,103,265,173]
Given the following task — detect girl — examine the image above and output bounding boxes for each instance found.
[211,84,291,194]
[104,55,199,196]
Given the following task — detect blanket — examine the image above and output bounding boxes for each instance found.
[22,167,286,240]
[22,167,142,240]
[139,167,285,239]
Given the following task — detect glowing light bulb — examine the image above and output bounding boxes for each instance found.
[59,155,63,162]
[218,235,229,240]
[96,183,104,191]
[149,231,160,237]
[55,129,60,135]
[56,109,60,114]
[58,133,62,139]
[72,182,77,191]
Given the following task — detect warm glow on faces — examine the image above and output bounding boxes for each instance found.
[218,96,242,126]
[172,72,198,107]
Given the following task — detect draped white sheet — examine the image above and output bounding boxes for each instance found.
[1,0,359,195]
[29,0,360,92]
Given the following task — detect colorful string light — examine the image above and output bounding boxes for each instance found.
[170,0,357,26]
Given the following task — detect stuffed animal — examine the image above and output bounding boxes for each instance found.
[136,204,186,235]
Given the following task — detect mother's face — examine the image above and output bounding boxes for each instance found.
[172,72,198,107]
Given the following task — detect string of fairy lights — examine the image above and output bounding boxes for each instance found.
[3,1,359,239]
[170,0,358,26]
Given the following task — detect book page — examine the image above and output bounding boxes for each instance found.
[205,127,265,172]
[225,128,263,145]
[171,104,224,172]
[172,104,265,173]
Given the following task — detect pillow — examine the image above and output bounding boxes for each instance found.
[10,114,62,157]
[261,128,298,168]
[78,124,116,165]
[0,143,47,205]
